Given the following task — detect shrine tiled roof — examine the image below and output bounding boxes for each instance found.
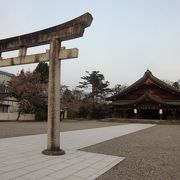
[108,70,180,101]
[112,92,180,106]
[0,92,11,99]
[0,70,14,77]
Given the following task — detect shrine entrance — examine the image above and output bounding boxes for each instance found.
[138,109,159,119]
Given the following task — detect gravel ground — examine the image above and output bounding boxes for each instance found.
[0,120,121,138]
[81,125,180,180]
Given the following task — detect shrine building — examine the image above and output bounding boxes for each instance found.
[108,70,180,120]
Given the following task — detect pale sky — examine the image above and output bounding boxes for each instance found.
[0,0,180,88]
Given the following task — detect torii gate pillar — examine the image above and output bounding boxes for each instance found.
[42,39,64,155]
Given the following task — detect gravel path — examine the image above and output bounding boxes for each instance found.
[81,125,180,180]
[0,120,121,138]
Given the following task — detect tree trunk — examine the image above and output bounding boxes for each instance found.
[17,110,21,121]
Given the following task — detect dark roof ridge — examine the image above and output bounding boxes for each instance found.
[147,71,180,94]
[0,70,14,77]
[0,92,13,99]
[112,92,180,106]
[107,70,151,100]
[108,70,180,101]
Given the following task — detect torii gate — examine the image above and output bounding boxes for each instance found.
[0,13,93,155]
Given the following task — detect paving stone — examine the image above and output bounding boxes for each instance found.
[38,176,58,180]
[12,177,28,180]
[74,167,99,178]
[64,175,86,180]
[49,168,77,179]
[47,161,73,171]
[0,169,29,180]
[90,161,109,170]
[68,162,91,170]
[21,168,54,180]
[0,162,27,172]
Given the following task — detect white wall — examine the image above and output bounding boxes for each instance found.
[0,113,35,121]
[1,97,19,113]
[0,74,11,84]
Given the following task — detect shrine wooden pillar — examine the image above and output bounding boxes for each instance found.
[173,108,176,120]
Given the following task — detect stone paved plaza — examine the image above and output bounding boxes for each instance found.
[0,123,154,179]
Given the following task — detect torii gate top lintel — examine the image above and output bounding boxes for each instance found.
[0,12,93,53]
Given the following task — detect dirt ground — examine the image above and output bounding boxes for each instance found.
[0,120,121,138]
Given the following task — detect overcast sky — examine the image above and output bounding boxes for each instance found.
[0,0,180,88]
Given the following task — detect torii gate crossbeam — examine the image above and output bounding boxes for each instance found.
[0,13,93,155]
